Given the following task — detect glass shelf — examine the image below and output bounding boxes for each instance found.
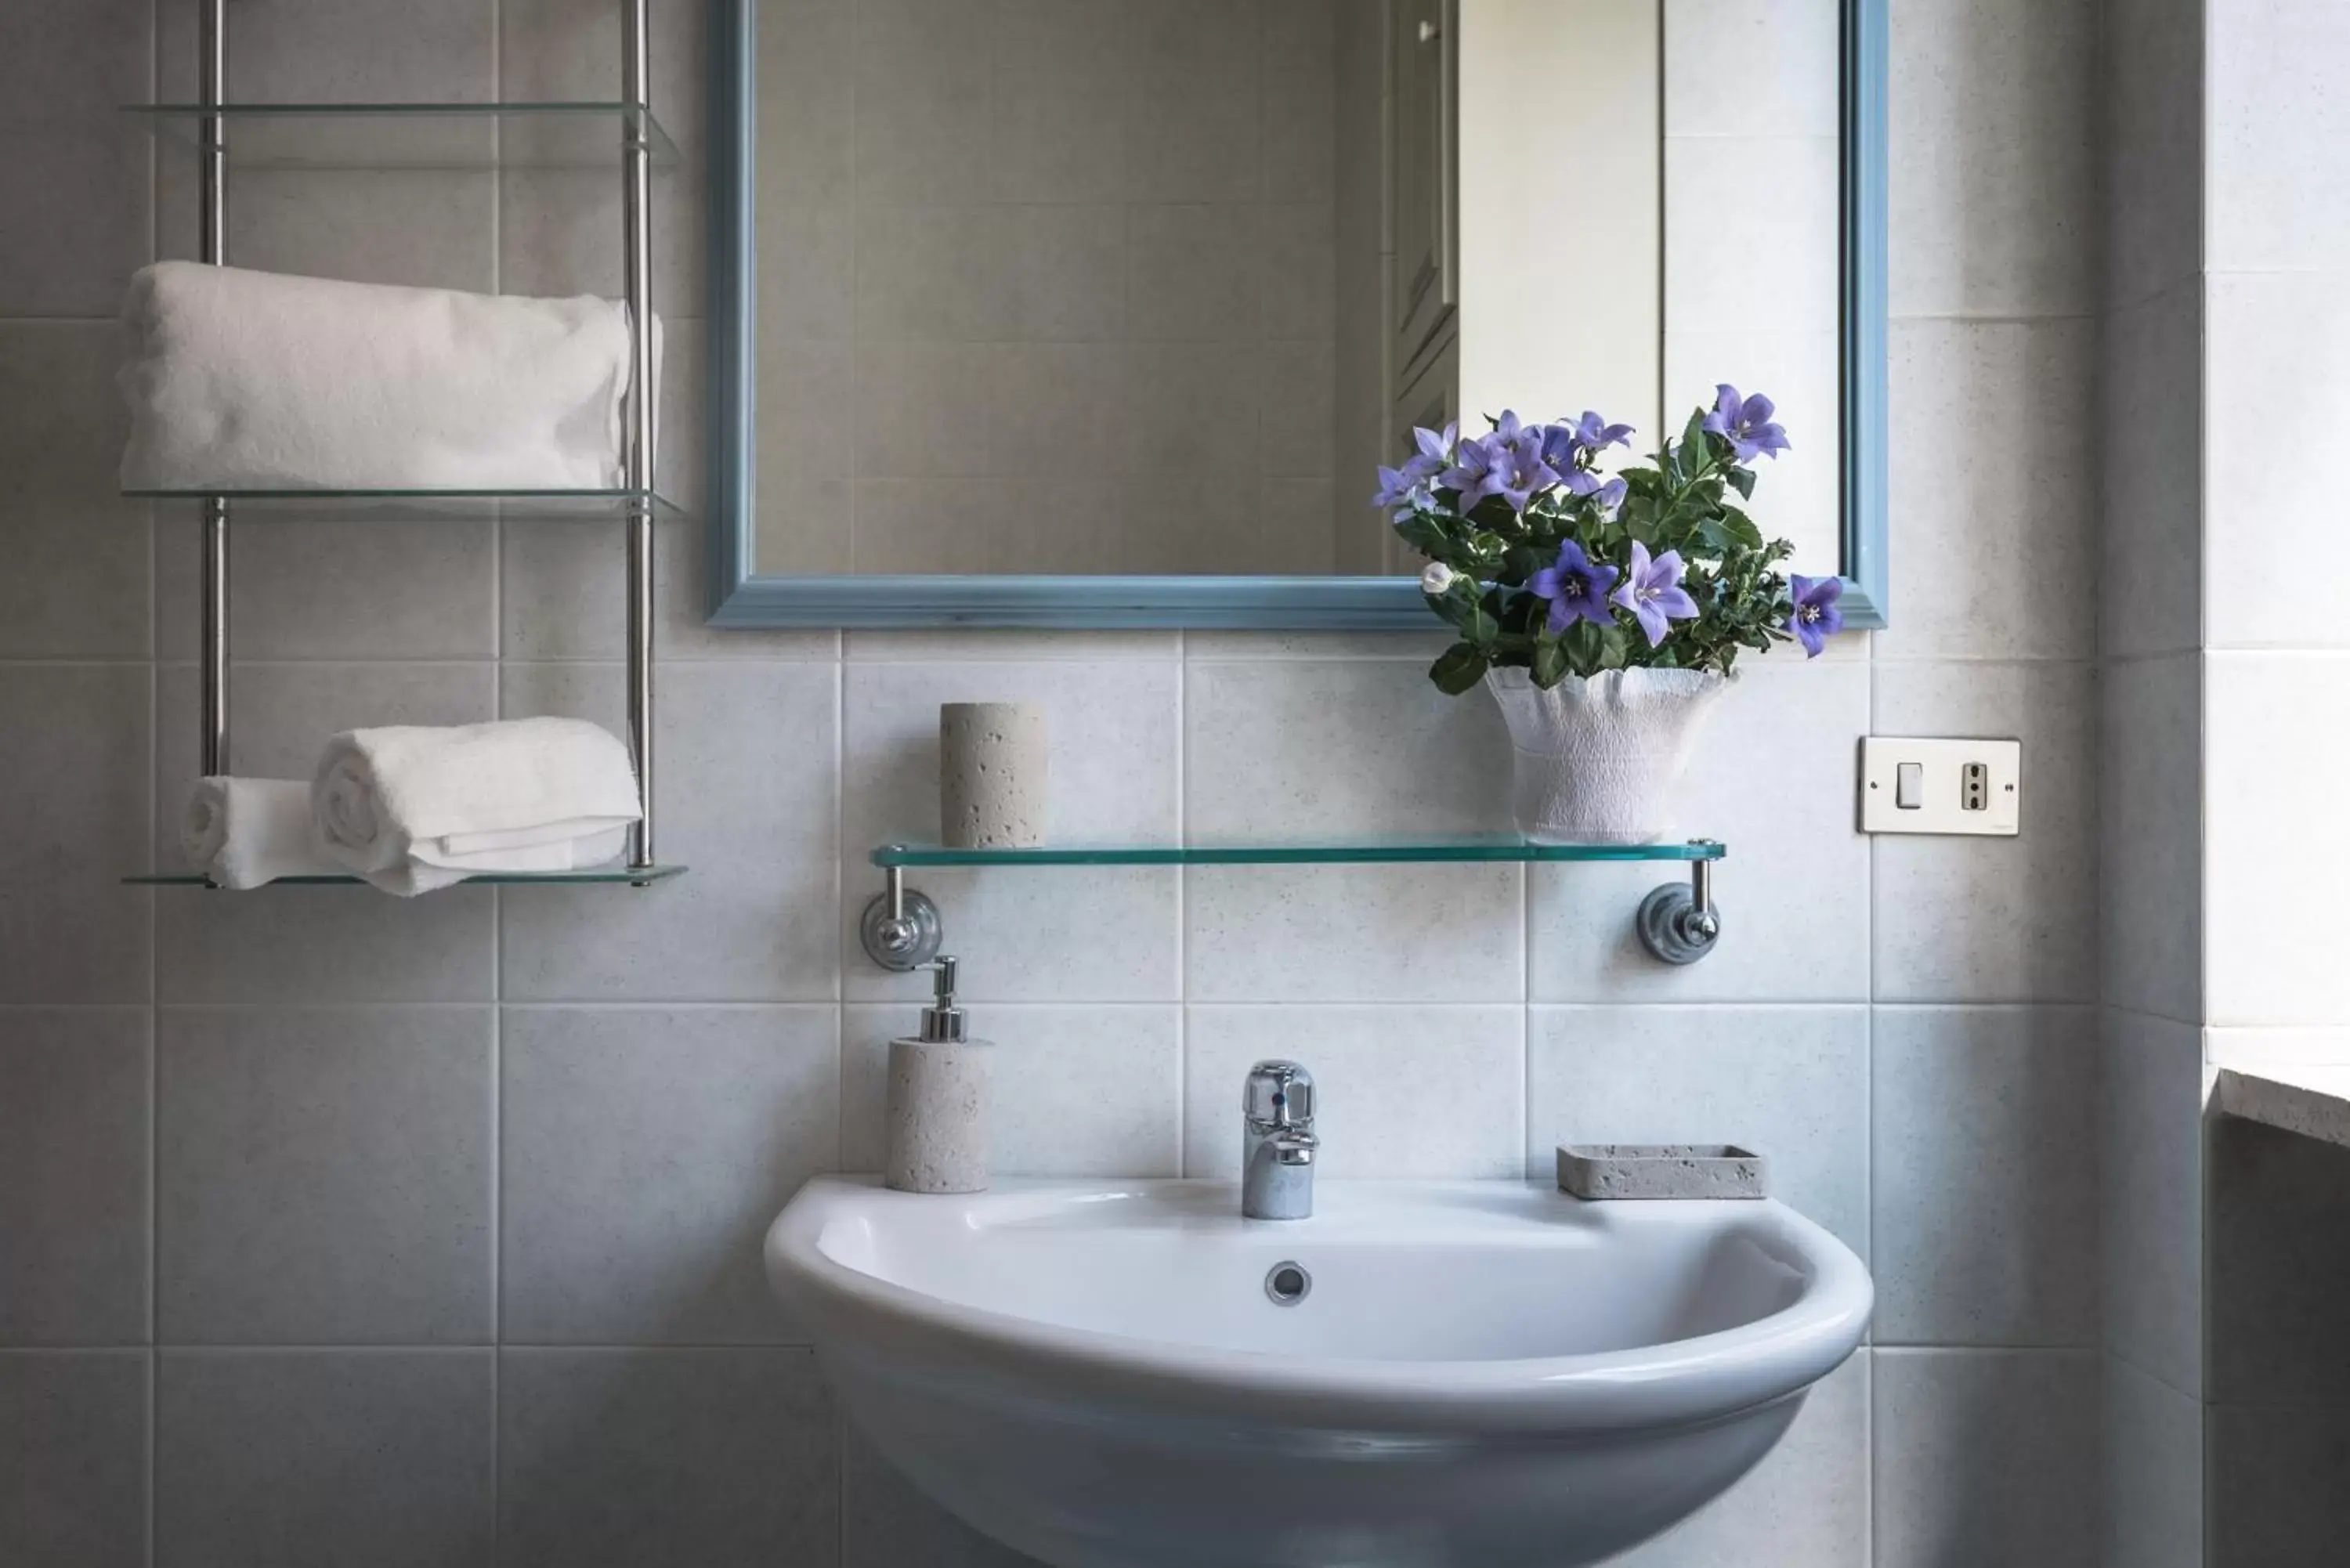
[870,838,1725,869]
[127,865,686,888]
[125,102,679,170]
[125,489,687,525]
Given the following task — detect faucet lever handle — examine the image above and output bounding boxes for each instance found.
[1243,1060,1314,1129]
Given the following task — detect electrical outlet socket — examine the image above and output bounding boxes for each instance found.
[1860,737,2022,836]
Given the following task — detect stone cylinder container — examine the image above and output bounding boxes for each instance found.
[884,1036,992,1194]
[939,702,1048,849]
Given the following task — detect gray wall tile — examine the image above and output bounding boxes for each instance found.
[156,1348,494,1568]
[2101,284,2203,660]
[1889,0,2097,317]
[2104,1355,2203,1568]
[1184,1004,1523,1180]
[1872,1349,2099,1568]
[0,1008,150,1346]
[1872,661,2099,1003]
[157,1006,494,1344]
[2102,655,2201,1024]
[1611,1351,1867,1568]
[499,1347,838,1568]
[501,1005,837,1344]
[1871,1006,2100,1347]
[0,324,150,659]
[2101,1010,2205,1399]
[843,1003,1180,1178]
[501,661,840,1002]
[1876,319,2096,661]
[2105,0,2204,309]
[0,1349,147,1568]
[0,0,150,317]
[0,664,151,1003]
[1528,1006,1871,1259]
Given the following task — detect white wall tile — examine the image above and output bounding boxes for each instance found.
[1666,136,1840,336]
[0,664,151,1003]
[1889,0,2097,317]
[501,1006,838,1344]
[0,1350,147,1568]
[0,1008,150,1346]
[1872,661,2099,1003]
[157,0,494,102]
[499,0,707,150]
[2207,273,2350,649]
[841,658,1180,1005]
[991,0,1132,205]
[1125,0,1261,204]
[1664,0,1842,139]
[1261,1,1338,203]
[0,325,150,659]
[1184,1005,1524,1180]
[157,1348,494,1568]
[1530,658,1870,1005]
[2207,0,2350,273]
[1877,319,2096,662]
[1871,1006,2099,1347]
[1528,1006,1870,1256]
[2102,655,2200,1023]
[500,661,840,1002]
[2204,1025,2350,1070]
[1610,1349,1866,1568]
[2205,652,2350,1024]
[498,1348,837,1568]
[1188,862,1524,1003]
[157,520,496,663]
[157,1006,494,1344]
[2101,1009,2205,1399]
[843,1004,1180,1178]
[1872,1349,2099,1568]
[2103,1356,2203,1568]
[160,169,498,294]
[2101,283,2203,660]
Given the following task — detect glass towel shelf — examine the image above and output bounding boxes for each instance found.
[126,865,686,888]
[125,489,688,525]
[871,837,1726,869]
[125,102,679,170]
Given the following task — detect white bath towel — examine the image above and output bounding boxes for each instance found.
[311,717,642,897]
[181,776,342,889]
[118,262,661,492]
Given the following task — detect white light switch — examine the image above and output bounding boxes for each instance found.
[1860,737,2022,836]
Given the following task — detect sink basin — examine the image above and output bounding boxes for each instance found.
[767,1177,1871,1568]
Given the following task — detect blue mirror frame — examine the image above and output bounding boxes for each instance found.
[704,0,1888,631]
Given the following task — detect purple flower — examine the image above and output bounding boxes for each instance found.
[1488,436,1561,514]
[1438,435,1504,511]
[1609,541,1701,648]
[1371,464,1434,517]
[1702,385,1791,463]
[1596,476,1628,512]
[1540,411,1636,475]
[1528,540,1620,635]
[1570,410,1636,453]
[1405,422,1458,482]
[1786,574,1844,656]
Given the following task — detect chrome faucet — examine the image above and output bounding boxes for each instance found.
[1242,1060,1318,1219]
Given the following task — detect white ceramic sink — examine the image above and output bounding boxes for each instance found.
[767,1178,1871,1568]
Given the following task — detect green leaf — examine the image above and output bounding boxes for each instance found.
[1464,599,1500,646]
[1725,464,1757,500]
[1597,626,1629,670]
[1429,643,1490,695]
[1717,508,1766,550]
[1531,638,1568,688]
[1393,515,1451,560]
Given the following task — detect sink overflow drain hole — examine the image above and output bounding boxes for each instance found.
[1264,1263,1311,1306]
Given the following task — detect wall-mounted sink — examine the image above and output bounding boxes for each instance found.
[767,1179,1871,1568]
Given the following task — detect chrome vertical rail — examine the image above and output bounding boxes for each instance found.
[622,0,656,869]
[198,0,230,778]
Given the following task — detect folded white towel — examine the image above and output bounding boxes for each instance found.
[182,776,341,890]
[311,717,642,897]
[118,262,662,492]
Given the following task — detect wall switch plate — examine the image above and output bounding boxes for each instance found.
[1860,737,2022,836]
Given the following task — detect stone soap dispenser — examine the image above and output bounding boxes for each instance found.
[884,956,992,1194]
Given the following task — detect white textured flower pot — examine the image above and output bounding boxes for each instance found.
[1485,667,1729,844]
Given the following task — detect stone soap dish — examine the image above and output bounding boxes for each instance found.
[1556,1144,1767,1201]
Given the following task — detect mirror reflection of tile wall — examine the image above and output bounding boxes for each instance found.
[755,0,1382,577]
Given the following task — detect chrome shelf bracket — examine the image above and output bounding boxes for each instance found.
[1636,841,1723,965]
[859,859,944,970]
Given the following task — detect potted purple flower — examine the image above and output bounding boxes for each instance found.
[1377,387,1836,843]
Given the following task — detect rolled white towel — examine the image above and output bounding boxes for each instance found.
[182,777,340,890]
[119,261,661,493]
[311,717,642,897]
